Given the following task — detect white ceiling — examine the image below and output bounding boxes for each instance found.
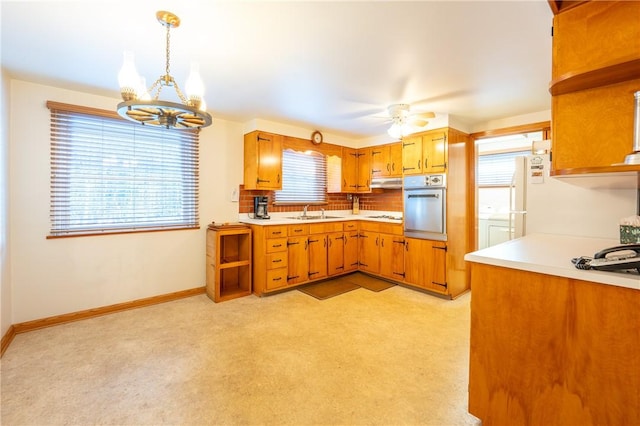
[1,0,554,138]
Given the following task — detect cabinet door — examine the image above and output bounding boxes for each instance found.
[388,143,403,177]
[358,231,379,274]
[344,231,359,272]
[244,132,282,190]
[356,148,371,192]
[370,146,389,178]
[404,238,448,294]
[308,234,328,280]
[379,234,405,280]
[424,131,447,173]
[341,147,359,192]
[327,232,345,276]
[402,135,423,175]
[287,236,308,285]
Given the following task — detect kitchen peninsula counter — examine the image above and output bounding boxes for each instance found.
[465,233,639,425]
[464,233,639,290]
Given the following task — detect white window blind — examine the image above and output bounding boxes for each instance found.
[275,149,327,204]
[48,101,199,237]
[477,150,529,187]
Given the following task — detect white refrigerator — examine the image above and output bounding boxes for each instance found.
[510,154,638,240]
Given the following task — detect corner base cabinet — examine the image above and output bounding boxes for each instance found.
[206,226,252,302]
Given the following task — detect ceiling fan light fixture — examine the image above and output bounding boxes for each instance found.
[116,11,212,130]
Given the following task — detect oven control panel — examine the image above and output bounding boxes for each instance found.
[403,174,446,189]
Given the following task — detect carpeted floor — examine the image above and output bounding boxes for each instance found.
[1,282,479,425]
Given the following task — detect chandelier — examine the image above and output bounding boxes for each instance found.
[117,11,212,130]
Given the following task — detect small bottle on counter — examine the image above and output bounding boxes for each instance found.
[352,196,359,215]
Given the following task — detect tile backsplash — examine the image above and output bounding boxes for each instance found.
[239,186,402,215]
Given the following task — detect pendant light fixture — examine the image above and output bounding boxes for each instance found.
[117,11,212,130]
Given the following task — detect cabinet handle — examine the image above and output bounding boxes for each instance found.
[273,244,282,248]
[393,239,405,245]
[257,178,270,184]
[387,163,391,172]
[287,241,298,246]
[433,245,448,251]
[308,238,319,244]
[432,281,447,288]
[273,277,282,281]
[257,135,272,142]
[287,275,299,281]
[273,259,282,263]
[432,162,447,168]
[335,235,344,240]
[418,160,421,169]
[372,150,382,155]
[272,231,282,234]
[309,271,319,277]
[393,271,406,278]
[293,229,303,233]
[376,236,379,246]
[324,237,327,247]
[277,174,281,184]
[372,168,382,174]
[403,142,415,147]
[381,238,384,247]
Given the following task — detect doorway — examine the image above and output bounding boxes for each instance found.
[474,131,544,249]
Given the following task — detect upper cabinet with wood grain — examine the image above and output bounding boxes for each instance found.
[243,131,283,190]
[549,1,640,173]
[402,129,448,175]
[370,142,403,177]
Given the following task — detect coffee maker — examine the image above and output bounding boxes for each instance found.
[254,196,270,219]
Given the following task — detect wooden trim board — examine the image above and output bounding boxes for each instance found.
[1,287,205,357]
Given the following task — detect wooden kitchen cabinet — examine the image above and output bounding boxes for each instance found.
[307,233,328,280]
[287,235,309,285]
[549,1,640,172]
[423,130,447,173]
[358,230,379,274]
[379,233,405,280]
[327,232,346,276]
[206,226,252,302]
[243,131,283,190]
[404,238,447,295]
[371,143,402,178]
[251,225,288,294]
[402,130,448,175]
[344,229,359,273]
[341,147,371,192]
[401,135,423,174]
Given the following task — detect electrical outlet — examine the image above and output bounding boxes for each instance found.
[231,188,239,202]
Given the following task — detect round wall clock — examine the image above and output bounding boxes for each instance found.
[311,130,323,145]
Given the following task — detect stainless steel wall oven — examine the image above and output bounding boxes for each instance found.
[403,174,447,241]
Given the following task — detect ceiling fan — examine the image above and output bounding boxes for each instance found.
[386,103,435,138]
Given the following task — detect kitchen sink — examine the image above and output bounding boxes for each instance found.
[286,215,343,220]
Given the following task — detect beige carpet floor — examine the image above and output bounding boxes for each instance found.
[1,282,479,425]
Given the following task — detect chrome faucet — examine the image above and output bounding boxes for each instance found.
[321,208,325,219]
[302,205,309,217]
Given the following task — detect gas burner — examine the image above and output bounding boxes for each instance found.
[369,215,403,221]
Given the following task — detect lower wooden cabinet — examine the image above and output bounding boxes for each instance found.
[379,234,405,280]
[404,237,447,294]
[328,232,346,276]
[251,221,463,299]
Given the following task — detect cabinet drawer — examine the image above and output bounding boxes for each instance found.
[266,252,288,270]
[266,237,287,253]
[359,221,380,232]
[287,224,309,236]
[265,226,287,239]
[309,222,343,234]
[343,221,358,231]
[379,223,403,235]
[266,268,288,290]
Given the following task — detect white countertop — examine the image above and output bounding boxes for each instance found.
[239,210,403,226]
[464,233,639,291]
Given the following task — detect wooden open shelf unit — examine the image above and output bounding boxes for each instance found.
[206,226,252,303]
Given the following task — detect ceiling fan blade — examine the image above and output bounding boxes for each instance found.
[412,111,435,119]
[408,118,429,127]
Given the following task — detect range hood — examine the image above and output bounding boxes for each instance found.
[370,177,403,189]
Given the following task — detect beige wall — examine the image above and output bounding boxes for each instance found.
[1,69,11,336]
[8,80,245,323]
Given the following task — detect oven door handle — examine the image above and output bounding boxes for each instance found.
[407,193,440,199]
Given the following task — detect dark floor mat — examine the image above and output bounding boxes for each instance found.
[342,272,396,292]
[298,280,361,300]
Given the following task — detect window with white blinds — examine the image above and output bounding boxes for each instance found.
[48,101,199,237]
[477,150,529,187]
[275,149,327,204]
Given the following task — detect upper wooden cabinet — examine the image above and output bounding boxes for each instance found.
[371,143,402,177]
[402,129,449,175]
[341,147,371,193]
[550,1,640,172]
[243,131,283,190]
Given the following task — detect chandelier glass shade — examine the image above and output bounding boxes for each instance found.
[117,11,212,130]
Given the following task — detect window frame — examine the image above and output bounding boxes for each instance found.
[47,101,200,238]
